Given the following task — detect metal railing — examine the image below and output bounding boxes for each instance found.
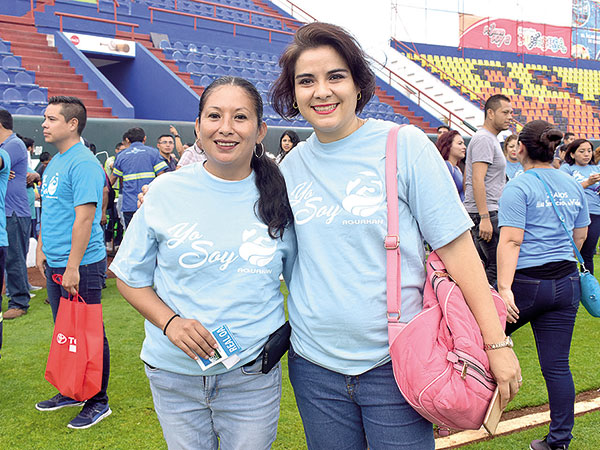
[54,12,139,38]
[149,6,293,43]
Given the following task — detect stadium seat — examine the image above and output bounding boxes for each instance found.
[2,55,21,71]
[27,88,46,105]
[15,106,33,115]
[3,88,25,105]
[0,69,10,86]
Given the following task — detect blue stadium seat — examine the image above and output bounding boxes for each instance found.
[173,41,185,51]
[159,39,170,49]
[201,45,211,54]
[200,75,213,86]
[188,43,198,53]
[15,106,33,115]
[186,62,199,73]
[0,69,11,86]
[0,40,10,55]
[3,88,26,106]
[2,55,22,71]
[27,88,46,105]
[15,71,35,88]
[172,51,186,61]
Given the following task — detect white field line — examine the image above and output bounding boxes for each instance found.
[435,396,600,449]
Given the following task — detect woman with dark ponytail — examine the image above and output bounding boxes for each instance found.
[497,120,588,450]
[110,76,295,449]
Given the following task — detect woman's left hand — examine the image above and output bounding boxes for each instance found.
[498,287,519,323]
[487,347,522,410]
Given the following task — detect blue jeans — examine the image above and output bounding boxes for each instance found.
[5,213,31,311]
[506,270,580,449]
[580,213,600,275]
[45,258,110,406]
[145,359,282,450]
[0,247,5,358]
[288,345,434,450]
[123,211,135,229]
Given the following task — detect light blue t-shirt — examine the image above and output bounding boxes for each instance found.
[0,148,11,247]
[41,142,106,267]
[499,168,589,269]
[109,164,296,376]
[505,160,524,181]
[280,120,473,375]
[560,163,600,215]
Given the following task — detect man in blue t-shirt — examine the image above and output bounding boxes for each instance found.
[110,127,167,228]
[0,147,11,358]
[0,109,31,320]
[35,96,111,430]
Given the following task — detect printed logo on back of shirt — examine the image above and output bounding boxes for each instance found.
[536,191,582,208]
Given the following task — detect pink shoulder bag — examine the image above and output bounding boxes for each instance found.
[384,125,508,431]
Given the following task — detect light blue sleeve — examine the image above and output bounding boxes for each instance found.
[498,183,527,229]
[0,149,10,172]
[574,183,591,228]
[72,160,104,207]
[398,127,473,249]
[109,201,158,288]
[559,164,572,175]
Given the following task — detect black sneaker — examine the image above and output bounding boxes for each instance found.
[530,437,567,450]
[35,393,84,411]
[67,402,111,429]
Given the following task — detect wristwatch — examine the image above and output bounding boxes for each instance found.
[483,336,513,351]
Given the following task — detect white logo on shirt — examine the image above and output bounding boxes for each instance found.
[239,223,277,267]
[42,174,59,198]
[536,191,581,208]
[288,181,343,225]
[167,223,238,271]
[342,171,385,217]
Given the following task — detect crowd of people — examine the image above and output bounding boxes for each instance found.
[436,95,595,450]
[0,20,595,450]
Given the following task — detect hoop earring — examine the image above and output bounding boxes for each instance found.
[194,138,204,153]
[292,101,298,109]
[254,142,265,158]
[357,92,362,101]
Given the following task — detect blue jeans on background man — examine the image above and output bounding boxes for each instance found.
[5,213,31,311]
[145,359,281,449]
[45,258,110,406]
[579,213,600,275]
[506,270,580,449]
[0,247,6,357]
[288,345,434,450]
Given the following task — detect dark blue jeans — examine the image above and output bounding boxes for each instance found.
[45,258,110,406]
[580,213,600,276]
[288,345,434,450]
[506,270,580,449]
[123,211,135,229]
[5,213,31,311]
[0,246,5,358]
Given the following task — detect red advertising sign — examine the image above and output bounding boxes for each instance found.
[459,15,571,58]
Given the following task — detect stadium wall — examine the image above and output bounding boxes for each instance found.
[99,43,199,122]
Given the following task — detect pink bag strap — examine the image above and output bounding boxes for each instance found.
[385,125,403,322]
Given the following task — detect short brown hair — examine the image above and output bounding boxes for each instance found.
[270,22,376,120]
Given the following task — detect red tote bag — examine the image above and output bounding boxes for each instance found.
[44,274,103,402]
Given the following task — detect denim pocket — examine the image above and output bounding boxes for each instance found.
[287,343,298,360]
[512,277,540,311]
[144,361,160,372]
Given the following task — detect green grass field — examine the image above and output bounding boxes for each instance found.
[0,277,598,449]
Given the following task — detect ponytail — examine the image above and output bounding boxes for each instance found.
[251,144,293,239]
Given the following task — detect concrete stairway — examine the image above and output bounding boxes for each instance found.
[0,14,115,118]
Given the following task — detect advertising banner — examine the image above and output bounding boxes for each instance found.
[572,0,600,60]
[459,15,571,58]
[63,32,136,58]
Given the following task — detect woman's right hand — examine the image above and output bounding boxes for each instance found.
[137,184,150,208]
[586,173,600,187]
[487,347,522,410]
[498,287,519,323]
[164,316,218,361]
